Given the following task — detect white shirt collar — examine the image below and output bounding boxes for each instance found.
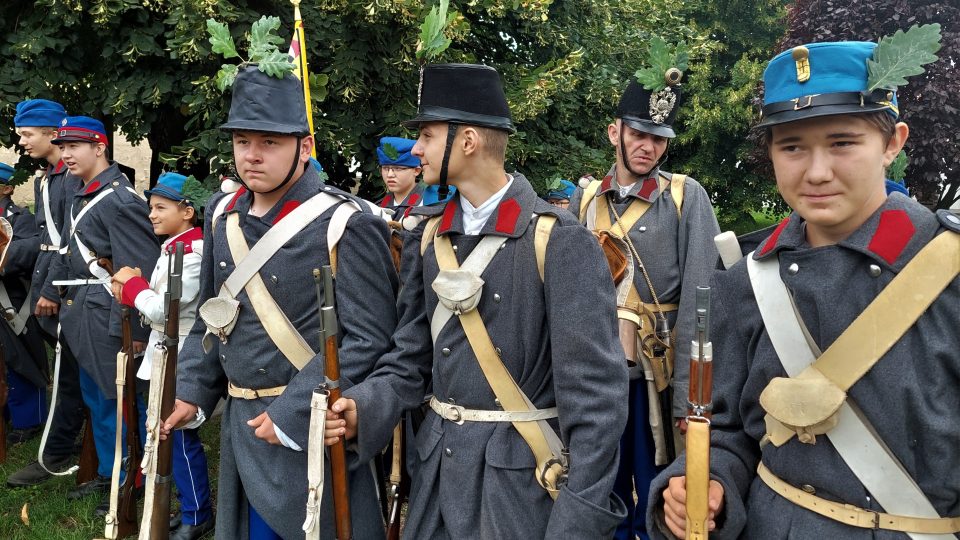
[460,176,514,236]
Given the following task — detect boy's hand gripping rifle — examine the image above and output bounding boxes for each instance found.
[139,242,184,539]
[685,286,713,540]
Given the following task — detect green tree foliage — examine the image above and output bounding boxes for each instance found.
[0,0,787,226]
[782,0,959,209]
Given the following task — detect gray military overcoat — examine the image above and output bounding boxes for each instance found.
[347,175,629,539]
[0,198,47,388]
[55,163,158,397]
[177,167,398,540]
[30,161,81,337]
[569,167,721,416]
[646,194,960,539]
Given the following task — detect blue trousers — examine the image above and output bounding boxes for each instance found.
[78,367,146,479]
[5,366,46,429]
[249,504,282,540]
[613,378,666,540]
[173,428,212,525]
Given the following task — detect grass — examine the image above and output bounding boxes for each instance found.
[0,415,222,539]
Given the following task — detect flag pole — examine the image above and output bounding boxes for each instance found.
[291,0,317,158]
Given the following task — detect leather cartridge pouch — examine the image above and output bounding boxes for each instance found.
[432,269,484,315]
[199,295,241,352]
[759,376,845,446]
[594,230,627,286]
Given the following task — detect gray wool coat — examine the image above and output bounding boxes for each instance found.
[646,193,960,539]
[55,163,158,397]
[30,161,81,337]
[0,198,47,389]
[569,167,721,417]
[347,174,629,539]
[176,167,398,540]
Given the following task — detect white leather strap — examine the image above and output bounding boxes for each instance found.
[36,324,80,477]
[747,253,951,539]
[59,187,116,255]
[303,389,328,539]
[429,396,558,424]
[138,343,167,538]
[429,234,508,343]
[104,350,128,540]
[40,174,62,248]
[221,192,341,297]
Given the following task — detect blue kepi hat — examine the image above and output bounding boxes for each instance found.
[14,99,67,128]
[377,137,420,168]
[145,172,192,205]
[51,116,109,145]
[0,163,15,184]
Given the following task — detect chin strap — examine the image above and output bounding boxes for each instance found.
[437,124,459,200]
[239,135,305,194]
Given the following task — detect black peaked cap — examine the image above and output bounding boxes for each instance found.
[404,63,515,133]
[220,65,311,136]
[615,79,682,139]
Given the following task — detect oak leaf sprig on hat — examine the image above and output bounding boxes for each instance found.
[866,23,942,93]
[207,16,296,91]
[546,177,566,192]
[180,175,215,209]
[634,36,689,91]
[416,0,457,62]
[382,142,400,161]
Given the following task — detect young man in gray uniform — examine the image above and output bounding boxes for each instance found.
[648,32,959,539]
[51,116,158,507]
[161,64,398,540]
[326,63,629,538]
[569,74,720,540]
[7,99,87,487]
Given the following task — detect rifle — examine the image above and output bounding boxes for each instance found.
[0,341,7,464]
[99,258,140,539]
[385,420,409,540]
[142,242,185,539]
[685,286,713,540]
[318,265,352,540]
[77,407,100,484]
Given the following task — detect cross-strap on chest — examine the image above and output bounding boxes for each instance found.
[749,230,960,536]
[427,214,566,499]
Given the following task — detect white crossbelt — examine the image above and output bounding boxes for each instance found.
[429,396,558,424]
[40,174,62,249]
[429,234,508,343]
[302,388,328,540]
[747,252,952,540]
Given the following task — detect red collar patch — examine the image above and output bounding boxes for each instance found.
[380,195,391,208]
[867,209,915,265]
[408,193,421,206]
[438,201,456,233]
[273,200,301,225]
[638,177,658,199]
[600,175,613,192]
[54,160,66,174]
[82,180,101,195]
[758,217,791,257]
[494,198,521,234]
[225,187,247,212]
[166,227,203,254]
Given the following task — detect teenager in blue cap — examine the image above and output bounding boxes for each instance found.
[50,116,157,512]
[543,179,575,209]
[650,27,959,539]
[7,99,88,488]
[376,136,424,220]
[107,171,214,539]
[0,162,50,454]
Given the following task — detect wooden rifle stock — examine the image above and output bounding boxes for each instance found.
[385,421,409,540]
[319,265,352,540]
[0,341,7,464]
[99,257,140,538]
[685,286,713,540]
[77,407,99,484]
[148,242,185,539]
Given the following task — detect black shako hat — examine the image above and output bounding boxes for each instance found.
[615,78,682,139]
[403,63,515,133]
[220,65,311,135]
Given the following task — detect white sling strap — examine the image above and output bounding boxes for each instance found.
[429,234,508,343]
[0,281,30,335]
[40,174,62,248]
[103,350,129,540]
[138,343,168,538]
[302,388,329,540]
[747,252,953,540]
[36,324,80,476]
[58,187,117,256]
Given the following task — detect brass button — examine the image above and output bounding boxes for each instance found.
[81,200,88,207]
[801,484,816,495]
[66,299,73,306]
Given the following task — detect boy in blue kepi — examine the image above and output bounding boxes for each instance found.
[648,25,959,539]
